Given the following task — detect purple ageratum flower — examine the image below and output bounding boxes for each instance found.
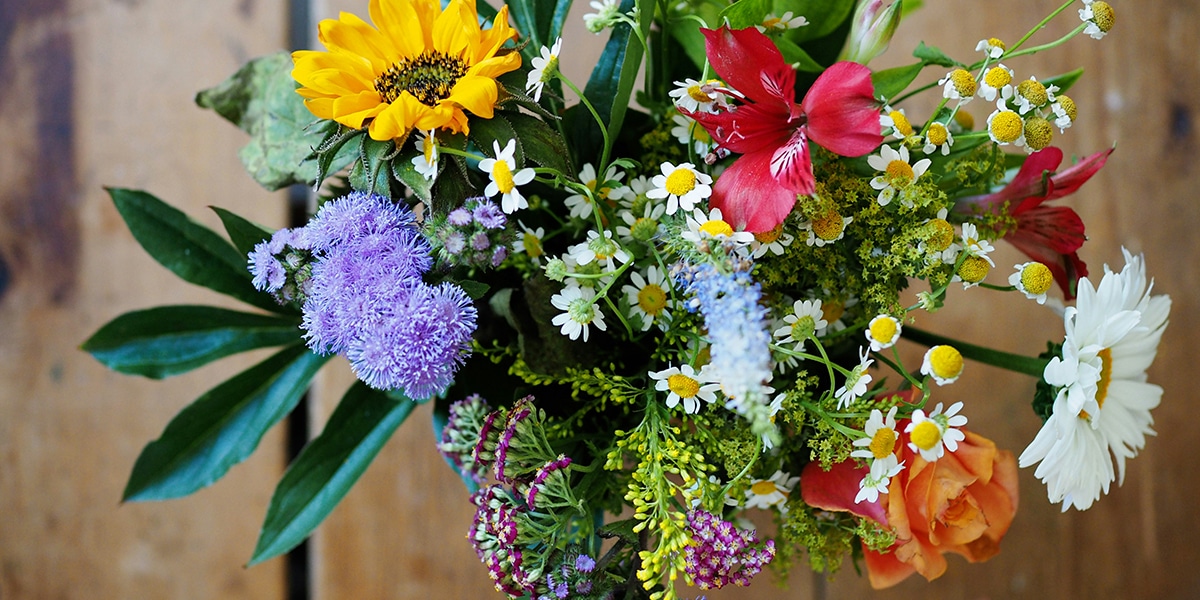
[448,207,473,227]
[302,191,417,253]
[249,228,300,292]
[491,245,508,268]
[344,282,477,398]
[574,554,595,573]
[471,198,507,229]
[471,231,492,252]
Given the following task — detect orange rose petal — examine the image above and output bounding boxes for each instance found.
[864,544,917,589]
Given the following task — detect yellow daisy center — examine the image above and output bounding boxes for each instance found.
[1020,262,1053,295]
[889,111,914,136]
[754,224,783,244]
[699,219,734,237]
[522,232,543,258]
[492,160,516,194]
[1091,2,1115,32]
[751,480,781,496]
[689,123,712,144]
[821,301,845,324]
[886,159,915,185]
[812,211,846,241]
[957,255,992,283]
[667,373,701,398]
[665,168,697,196]
[869,317,898,344]
[949,69,977,97]
[989,111,1023,143]
[928,345,964,380]
[1024,117,1054,150]
[984,66,1012,89]
[687,84,711,103]
[910,420,943,451]
[375,51,469,107]
[790,315,816,340]
[1080,347,1114,420]
[926,219,955,252]
[869,428,897,459]
[1057,95,1077,122]
[927,122,949,146]
[637,284,668,315]
[762,16,782,28]
[1017,79,1049,107]
[987,37,1007,51]
[955,110,975,130]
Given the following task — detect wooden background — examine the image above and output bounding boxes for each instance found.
[2,0,1196,598]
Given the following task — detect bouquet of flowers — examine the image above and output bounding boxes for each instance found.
[85,0,1169,596]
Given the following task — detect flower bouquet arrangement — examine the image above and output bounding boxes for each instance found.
[85,0,1170,596]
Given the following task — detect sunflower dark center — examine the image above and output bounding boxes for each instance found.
[375,51,469,107]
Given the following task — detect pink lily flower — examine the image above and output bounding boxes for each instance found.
[684,26,882,233]
[955,146,1113,299]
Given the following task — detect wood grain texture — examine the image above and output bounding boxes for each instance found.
[0,0,291,597]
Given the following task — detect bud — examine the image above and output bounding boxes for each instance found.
[838,0,902,65]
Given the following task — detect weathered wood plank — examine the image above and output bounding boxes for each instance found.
[0,0,291,597]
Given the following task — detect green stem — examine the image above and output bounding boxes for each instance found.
[799,401,863,439]
[558,73,613,178]
[1007,0,1077,55]
[902,326,1049,377]
[1001,24,1088,61]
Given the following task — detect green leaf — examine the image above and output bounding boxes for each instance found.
[507,0,574,59]
[719,0,771,29]
[786,0,857,43]
[506,111,572,174]
[913,41,959,67]
[196,52,328,190]
[778,39,825,72]
[456,279,490,301]
[568,0,649,162]
[1042,68,1084,95]
[249,382,417,565]
[872,62,925,102]
[123,345,330,502]
[597,518,639,544]
[391,150,435,204]
[83,305,300,379]
[109,188,284,314]
[347,136,396,196]
[468,112,523,165]
[211,207,275,257]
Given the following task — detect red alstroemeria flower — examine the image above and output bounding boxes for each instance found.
[684,26,881,233]
[954,146,1113,299]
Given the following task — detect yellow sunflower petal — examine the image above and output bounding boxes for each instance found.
[432,0,480,59]
[478,5,518,61]
[305,91,386,128]
[414,102,464,133]
[369,0,428,59]
[369,93,433,141]
[448,75,499,120]
[317,13,390,74]
[467,51,522,81]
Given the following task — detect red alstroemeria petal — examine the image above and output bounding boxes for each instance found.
[701,26,793,105]
[769,128,815,196]
[800,61,882,157]
[799,458,889,526]
[684,102,793,155]
[954,147,1063,213]
[1048,146,1114,199]
[710,148,802,233]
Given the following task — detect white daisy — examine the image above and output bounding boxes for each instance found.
[905,401,968,462]
[670,113,715,155]
[741,470,798,512]
[852,406,902,475]
[865,314,902,351]
[680,207,755,247]
[1019,249,1169,510]
[1051,94,1077,132]
[879,106,916,141]
[920,345,964,386]
[1013,75,1055,115]
[868,144,931,207]
[939,68,977,105]
[615,201,666,245]
[762,392,788,450]
[582,0,622,33]
[646,161,712,215]
[750,223,795,258]
[650,364,721,414]
[922,122,954,156]
[975,37,1006,59]
[978,64,1014,102]
[550,285,607,342]
[987,98,1026,148]
[918,208,958,265]
[1010,261,1054,304]
[835,347,874,408]
[668,78,724,114]
[856,460,904,504]
[564,163,631,220]
[800,212,853,247]
[411,129,439,180]
[568,229,630,272]
[525,38,561,102]
[756,11,808,32]
[957,222,996,265]
[1079,0,1114,40]
[773,299,828,351]
[817,294,857,333]
[480,139,536,213]
[622,266,672,331]
[512,222,546,264]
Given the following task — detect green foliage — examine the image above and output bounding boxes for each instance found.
[211,206,274,257]
[1033,341,1065,423]
[507,0,574,62]
[872,62,925,102]
[913,41,959,67]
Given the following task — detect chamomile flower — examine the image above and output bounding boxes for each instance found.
[879,105,916,141]
[750,223,795,258]
[1051,94,1078,132]
[800,211,852,247]
[623,265,673,331]
[650,363,721,414]
[668,78,724,114]
[741,470,798,512]
[569,229,630,272]
[905,401,968,461]
[921,345,964,385]
[1079,0,1115,40]
[762,392,788,450]
[975,37,1006,59]
[1011,261,1054,303]
[550,285,607,342]
[647,162,712,215]
[852,406,902,476]
[411,129,439,180]
[681,207,755,247]
[671,113,715,155]
[953,223,996,288]
[818,294,857,333]
[621,174,653,210]
[564,163,630,220]
[987,99,1026,148]
[868,144,931,207]
[836,347,874,409]
[512,222,546,264]
[922,122,954,155]
[773,299,828,351]
[756,11,808,32]
[1014,76,1054,115]
[480,139,536,213]
[939,68,977,105]
[582,0,622,33]
[857,461,905,504]
[525,38,562,102]
[920,209,963,265]
[978,64,1014,102]
[615,202,666,245]
[865,315,902,351]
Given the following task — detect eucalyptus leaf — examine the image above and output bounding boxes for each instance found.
[122,345,329,502]
[249,382,417,565]
[109,188,284,314]
[83,305,300,379]
[211,206,275,257]
[196,52,327,190]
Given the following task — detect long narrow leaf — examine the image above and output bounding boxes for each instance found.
[122,345,329,502]
[249,382,418,565]
[83,305,301,379]
[567,0,649,161]
[212,206,275,258]
[109,188,283,313]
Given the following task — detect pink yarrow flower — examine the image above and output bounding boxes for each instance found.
[684,26,882,233]
[954,146,1112,299]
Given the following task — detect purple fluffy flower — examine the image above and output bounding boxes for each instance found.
[249,240,287,292]
[472,199,507,229]
[448,208,473,226]
[303,191,417,253]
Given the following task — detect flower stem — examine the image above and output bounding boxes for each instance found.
[902,326,1049,377]
[1006,0,1078,55]
[558,73,613,178]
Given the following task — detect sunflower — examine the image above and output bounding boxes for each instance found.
[292,0,521,143]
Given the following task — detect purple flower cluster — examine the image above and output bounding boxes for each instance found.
[427,196,514,269]
[525,455,573,509]
[537,551,602,600]
[437,394,492,483]
[248,227,313,304]
[469,486,537,596]
[682,509,775,590]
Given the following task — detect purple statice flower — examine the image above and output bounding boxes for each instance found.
[344,282,477,398]
[438,395,492,484]
[525,455,573,509]
[448,207,473,226]
[472,198,507,229]
[683,509,775,589]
